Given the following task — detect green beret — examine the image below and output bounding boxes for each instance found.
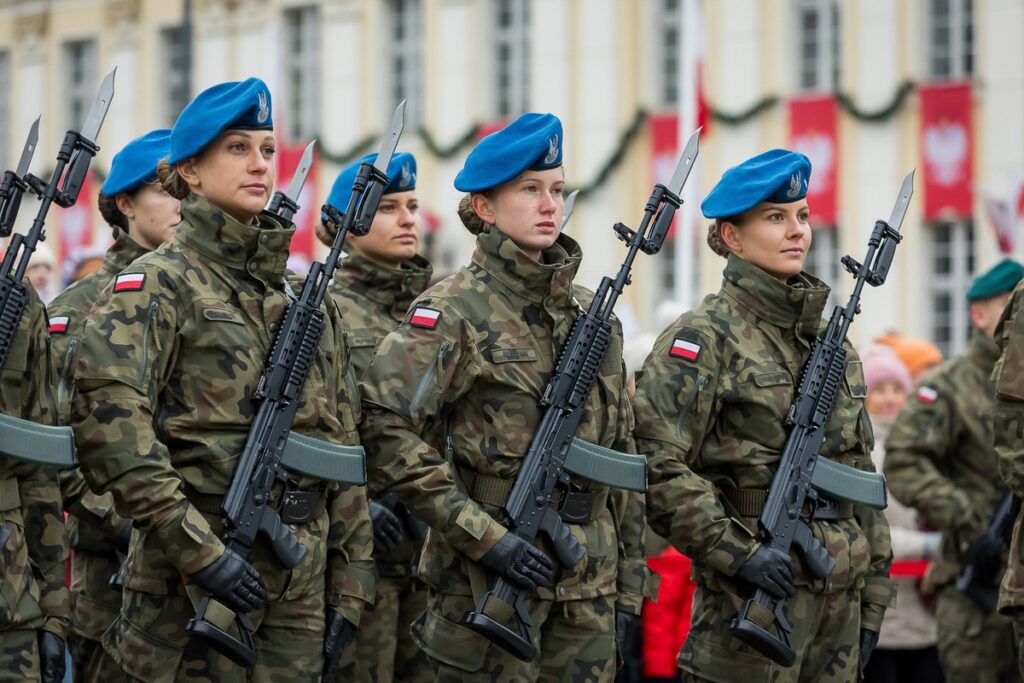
[966,259,1024,301]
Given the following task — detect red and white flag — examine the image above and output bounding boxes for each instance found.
[409,307,441,329]
[48,316,69,334]
[917,386,938,404]
[670,338,701,361]
[113,273,146,293]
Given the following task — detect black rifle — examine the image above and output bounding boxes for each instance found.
[185,102,405,668]
[0,71,116,472]
[461,129,702,662]
[729,171,915,666]
[266,139,316,221]
[956,491,1020,611]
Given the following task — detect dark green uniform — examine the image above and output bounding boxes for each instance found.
[0,287,70,681]
[49,228,148,680]
[885,330,1019,683]
[634,255,894,683]
[330,251,433,683]
[70,194,375,682]
[359,227,652,681]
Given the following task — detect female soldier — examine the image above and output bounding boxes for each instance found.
[633,150,893,682]
[319,151,434,683]
[50,128,179,681]
[358,113,650,682]
[70,78,374,682]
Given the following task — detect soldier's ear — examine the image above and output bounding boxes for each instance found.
[470,193,496,226]
[114,193,135,220]
[721,221,743,254]
[177,158,202,191]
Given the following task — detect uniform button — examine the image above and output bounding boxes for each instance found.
[248,263,257,273]
[558,587,566,596]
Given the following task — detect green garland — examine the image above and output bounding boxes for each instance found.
[418,124,479,159]
[569,109,649,200]
[837,81,915,122]
[709,96,778,125]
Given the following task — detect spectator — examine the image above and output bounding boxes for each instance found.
[26,241,57,302]
[874,333,943,380]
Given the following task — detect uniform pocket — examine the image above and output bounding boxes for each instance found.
[997,317,1024,401]
[0,514,38,628]
[678,633,773,682]
[412,594,490,672]
[105,590,185,683]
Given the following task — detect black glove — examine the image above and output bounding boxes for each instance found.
[736,545,796,600]
[187,548,267,613]
[615,609,638,656]
[965,531,1004,580]
[859,628,879,677]
[369,500,404,556]
[321,609,355,682]
[37,631,66,683]
[478,533,555,591]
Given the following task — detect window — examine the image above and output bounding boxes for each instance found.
[282,6,320,141]
[930,220,974,356]
[927,0,973,80]
[0,52,9,169]
[494,0,529,118]
[804,226,840,308]
[796,0,840,92]
[64,39,98,131]
[387,0,423,126]
[161,26,190,127]
[655,0,682,108]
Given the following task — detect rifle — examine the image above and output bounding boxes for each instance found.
[461,128,702,662]
[185,102,406,667]
[266,139,316,221]
[729,171,915,666]
[0,70,116,470]
[956,491,1020,611]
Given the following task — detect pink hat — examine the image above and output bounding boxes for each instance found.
[860,343,913,394]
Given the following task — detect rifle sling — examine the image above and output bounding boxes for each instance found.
[722,487,853,521]
[0,477,19,512]
[455,466,607,524]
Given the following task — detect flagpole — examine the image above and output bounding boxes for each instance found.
[674,0,700,309]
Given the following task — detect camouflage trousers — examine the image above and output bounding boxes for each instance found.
[0,629,41,682]
[679,583,860,683]
[937,585,1020,683]
[69,548,124,681]
[83,588,326,682]
[335,573,431,683]
[412,589,616,682]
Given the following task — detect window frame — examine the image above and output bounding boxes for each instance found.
[925,0,974,80]
[794,0,841,93]
[928,218,975,356]
[493,0,530,119]
[281,5,321,143]
[63,38,98,132]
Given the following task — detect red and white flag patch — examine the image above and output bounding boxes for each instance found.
[113,273,146,293]
[48,316,69,334]
[670,338,701,361]
[409,307,441,329]
[917,386,938,404]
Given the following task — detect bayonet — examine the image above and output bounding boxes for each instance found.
[14,118,39,180]
[560,189,579,229]
[888,169,916,231]
[668,126,702,196]
[268,140,316,220]
[373,101,406,176]
[79,68,116,143]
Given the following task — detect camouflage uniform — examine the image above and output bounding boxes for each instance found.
[70,193,375,682]
[330,251,434,683]
[0,286,70,682]
[885,330,1019,683]
[49,227,148,680]
[633,255,894,683]
[359,226,652,681]
[992,280,1024,678]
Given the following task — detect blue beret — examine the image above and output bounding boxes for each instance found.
[454,113,563,192]
[701,149,812,219]
[101,129,171,196]
[168,77,273,164]
[325,152,417,212]
[966,259,1024,301]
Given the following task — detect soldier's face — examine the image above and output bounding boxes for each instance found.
[472,168,565,261]
[182,130,276,224]
[118,183,181,251]
[347,190,421,267]
[722,201,811,282]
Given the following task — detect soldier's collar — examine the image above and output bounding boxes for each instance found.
[102,228,150,276]
[721,254,830,330]
[968,328,1001,371]
[336,252,433,309]
[472,225,582,305]
[176,194,295,281]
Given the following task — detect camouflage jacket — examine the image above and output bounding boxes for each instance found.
[885,330,1003,590]
[359,226,652,613]
[71,194,374,625]
[51,228,148,554]
[328,251,432,579]
[993,280,1024,610]
[633,255,894,632]
[0,286,69,638]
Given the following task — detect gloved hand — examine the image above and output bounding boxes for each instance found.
[965,530,1004,579]
[187,548,267,613]
[735,545,796,600]
[859,628,879,677]
[321,609,355,682]
[478,533,555,591]
[614,609,637,657]
[38,631,66,683]
[369,500,404,556]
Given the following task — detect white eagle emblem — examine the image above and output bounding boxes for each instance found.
[924,121,968,186]
[544,134,559,165]
[399,161,414,188]
[257,91,270,124]
[786,173,803,199]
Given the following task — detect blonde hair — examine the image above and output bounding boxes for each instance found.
[457,193,494,236]
[157,159,191,200]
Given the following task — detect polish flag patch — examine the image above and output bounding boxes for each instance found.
[409,307,441,329]
[113,273,146,293]
[917,386,938,404]
[670,338,701,361]
[48,316,69,334]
